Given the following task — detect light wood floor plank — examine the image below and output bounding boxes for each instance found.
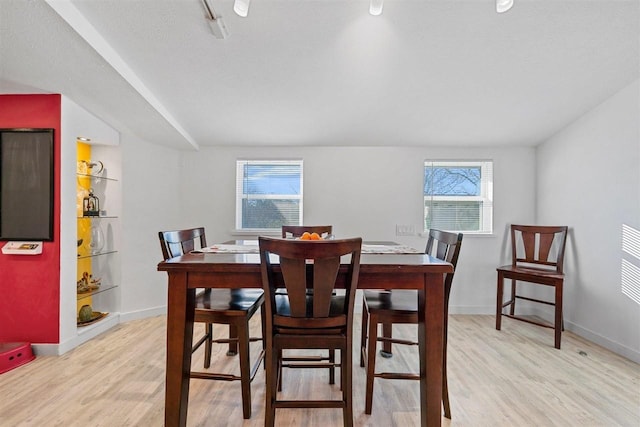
[0,315,637,426]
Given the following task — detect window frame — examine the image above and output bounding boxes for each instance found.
[423,160,493,235]
[235,159,303,232]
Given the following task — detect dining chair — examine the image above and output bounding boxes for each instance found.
[259,235,362,427]
[359,229,463,418]
[496,224,568,349]
[280,225,335,385]
[158,227,265,419]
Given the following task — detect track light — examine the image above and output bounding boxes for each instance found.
[208,16,228,39]
[496,0,514,13]
[369,0,383,16]
[234,0,250,17]
[202,0,228,39]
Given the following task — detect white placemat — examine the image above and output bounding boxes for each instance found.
[196,242,421,255]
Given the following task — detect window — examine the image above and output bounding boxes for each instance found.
[424,160,493,234]
[236,160,303,231]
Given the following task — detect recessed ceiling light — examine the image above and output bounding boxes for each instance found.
[370,0,383,16]
[496,0,514,13]
[234,0,250,17]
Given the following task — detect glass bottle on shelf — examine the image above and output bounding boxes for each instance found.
[89,224,105,255]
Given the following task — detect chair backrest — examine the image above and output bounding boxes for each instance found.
[158,227,207,260]
[259,236,362,329]
[281,225,333,239]
[425,229,463,297]
[510,225,568,274]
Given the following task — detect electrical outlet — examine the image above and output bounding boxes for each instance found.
[396,224,416,236]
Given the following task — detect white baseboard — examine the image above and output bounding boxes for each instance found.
[118,305,167,323]
[564,319,640,364]
[497,305,640,364]
[33,304,640,364]
[34,312,121,356]
[448,305,495,315]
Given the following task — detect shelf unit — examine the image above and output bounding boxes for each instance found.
[76,148,120,329]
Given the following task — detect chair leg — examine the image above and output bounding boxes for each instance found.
[496,273,504,330]
[442,369,451,419]
[238,321,252,419]
[277,349,283,392]
[442,326,451,419]
[443,295,452,419]
[360,301,369,367]
[329,349,336,385]
[260,305,267,355]
[265,343,278,427]
[342,344,354,427]
[204,323,213,368]
[509,279,517,316]
[554,281,563,349]
[228,325,238,356]
[276,352,282,394]
[381,323,393,357]
[364,314,378,414]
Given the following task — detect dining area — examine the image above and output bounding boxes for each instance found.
[157,227,458,427]
[1,2,638,426]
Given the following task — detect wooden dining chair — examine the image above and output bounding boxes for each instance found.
[496,224,568,349]
[259,236,362,427]
[280,225,336,385]
[158,227,265,419]
[359,229,463,418]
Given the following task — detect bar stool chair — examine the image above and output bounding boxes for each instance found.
[359,229,463,418]
[259,236,362,427]
[158,227,265,419]
[280,225,336,386]
[496,224,568,349]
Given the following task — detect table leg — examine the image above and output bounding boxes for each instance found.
[418,272,443,427]
[165,272,196,427]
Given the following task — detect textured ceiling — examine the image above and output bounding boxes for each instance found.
[1,0,638,151]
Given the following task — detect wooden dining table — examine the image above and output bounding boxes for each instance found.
[157,240,453,427]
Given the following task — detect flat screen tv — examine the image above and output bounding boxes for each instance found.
[0,128,54,241]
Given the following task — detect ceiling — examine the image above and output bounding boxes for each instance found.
[1,0,638,151]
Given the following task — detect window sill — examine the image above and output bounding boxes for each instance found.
[419,231,496,238]
[231,229,281,237]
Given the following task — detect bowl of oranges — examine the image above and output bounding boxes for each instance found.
[299,231,323,240]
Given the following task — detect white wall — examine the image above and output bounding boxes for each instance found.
[118,133,184,320]
[175,145,535,314]
[537,79,640,362]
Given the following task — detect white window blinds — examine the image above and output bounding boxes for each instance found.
[235,160,303,230]
[424,160,493,234]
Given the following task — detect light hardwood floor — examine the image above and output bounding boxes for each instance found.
[1,314,638,426]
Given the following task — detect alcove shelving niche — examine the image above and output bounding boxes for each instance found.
[74,142,121,338]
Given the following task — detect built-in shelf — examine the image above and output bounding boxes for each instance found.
[77,216,118,220]
[77,250,117,260]
[77,284,118,300]
[76,173,118,182]
[76,313,119,335]
[75,148,120,333]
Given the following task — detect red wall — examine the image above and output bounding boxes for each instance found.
[0,94,61,343]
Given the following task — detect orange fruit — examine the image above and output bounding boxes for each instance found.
[300,232,311,240]
[310,232,321,240]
